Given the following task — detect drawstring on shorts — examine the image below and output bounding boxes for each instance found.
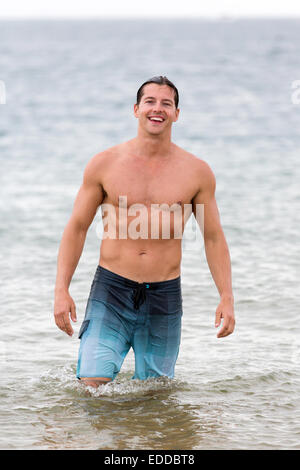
[132,283,149,310]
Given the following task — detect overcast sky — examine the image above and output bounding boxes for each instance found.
[1,0,300,19]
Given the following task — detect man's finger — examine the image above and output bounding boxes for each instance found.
[70,303,77,323]
[217,318,233,338]
[55,314,65,332]
[215,309,222,328]
[55,311,73,336]
[62,313,73,336]
[217,326,229,338]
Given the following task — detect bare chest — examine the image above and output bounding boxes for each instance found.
[102,156,197,208]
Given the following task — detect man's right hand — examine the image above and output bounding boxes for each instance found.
[54,290,77,337]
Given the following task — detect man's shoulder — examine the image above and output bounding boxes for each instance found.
[90,144,121,162]
[174,144,215,177]
[85,143,125,171]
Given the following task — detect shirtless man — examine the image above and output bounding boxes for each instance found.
[54,76,235,388]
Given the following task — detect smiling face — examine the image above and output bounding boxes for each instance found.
[134,83,180,136]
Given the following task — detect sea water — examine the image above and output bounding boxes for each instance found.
[0,18,300,449]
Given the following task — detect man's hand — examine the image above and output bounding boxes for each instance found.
[215,296,235,338]
[54,290,77,337]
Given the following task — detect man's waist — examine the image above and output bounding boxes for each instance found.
[96,263,181,287]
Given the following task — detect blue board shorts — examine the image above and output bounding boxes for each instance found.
[76,265,183,381]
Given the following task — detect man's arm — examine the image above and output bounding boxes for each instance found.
[192,161,235,338]
[54,154,104,336]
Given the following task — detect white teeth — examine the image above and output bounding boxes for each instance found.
[149,117,163,122]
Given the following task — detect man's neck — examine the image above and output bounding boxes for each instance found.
[131,131,173,159]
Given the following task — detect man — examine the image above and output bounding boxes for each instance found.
[54,76,235,388]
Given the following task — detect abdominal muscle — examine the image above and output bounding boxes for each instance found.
[99,238,182,283]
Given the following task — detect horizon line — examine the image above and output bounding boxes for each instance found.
[1,14,300,21]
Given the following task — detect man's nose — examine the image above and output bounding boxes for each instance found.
[152,102,163,113]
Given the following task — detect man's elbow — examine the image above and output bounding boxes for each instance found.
[66,216,90,235]
[204,228,227,246]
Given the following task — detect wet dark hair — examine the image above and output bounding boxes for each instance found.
[136,76,179,109]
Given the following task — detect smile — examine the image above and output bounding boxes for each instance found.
[148,116,165,123]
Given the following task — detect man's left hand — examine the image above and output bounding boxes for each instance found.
[215,297,235,338]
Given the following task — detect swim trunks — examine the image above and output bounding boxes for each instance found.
[76,265,183,381]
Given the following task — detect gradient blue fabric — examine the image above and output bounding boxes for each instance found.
[76,265,183,381]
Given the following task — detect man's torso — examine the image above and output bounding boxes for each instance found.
[94,140,203,282]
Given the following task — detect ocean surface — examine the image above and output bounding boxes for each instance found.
[0,18,300,450]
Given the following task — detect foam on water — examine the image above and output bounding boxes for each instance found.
[36,365,188,400]
[80,376,184,398]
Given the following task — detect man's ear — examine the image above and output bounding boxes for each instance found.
[173,108,180,122]
[133,103,139,118]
